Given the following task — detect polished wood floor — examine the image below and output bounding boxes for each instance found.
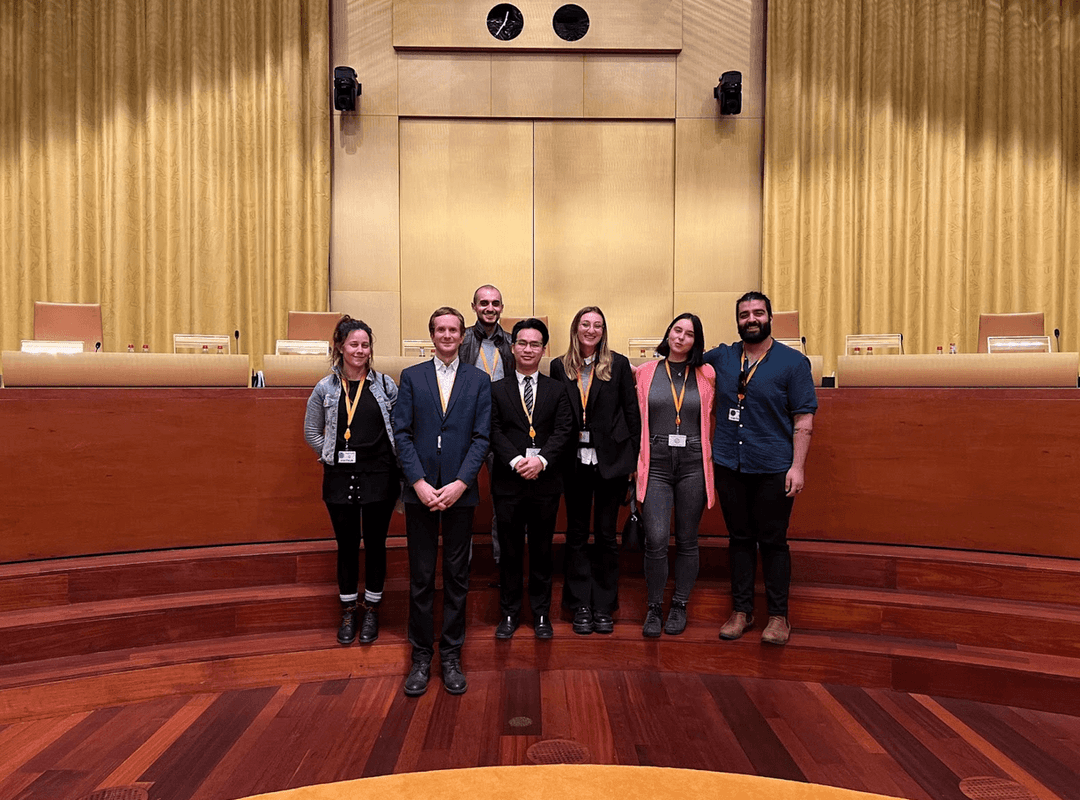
[2,665,1079,800]
[3,539,1080,800]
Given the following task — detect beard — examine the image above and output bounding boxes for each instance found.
[739,318,771,344]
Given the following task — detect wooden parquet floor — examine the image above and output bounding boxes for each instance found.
[1,667,1078,800]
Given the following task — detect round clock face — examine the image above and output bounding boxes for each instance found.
[553,4,589,42]
[487,4,524,41]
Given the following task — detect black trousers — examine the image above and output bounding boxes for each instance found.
[713,465,795,617]
[326,499,396,600]
[404,502,475,663]
[494,492,560,620]
[561,463,626,615]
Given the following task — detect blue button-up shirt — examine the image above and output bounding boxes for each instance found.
[703,340,818,474]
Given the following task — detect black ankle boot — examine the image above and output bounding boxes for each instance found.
[337,602,358,645]
[358,601,380,644]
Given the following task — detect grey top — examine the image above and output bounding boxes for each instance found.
[647,362,701,439]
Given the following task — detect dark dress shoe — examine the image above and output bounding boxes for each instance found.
[592,612,614,634]
[495,615,519,639]
[337,603,357,645]
[534,615,553,639]
[442,659,468,695]
[403,661,430,697]
[358,603,379,644]
[572,606,593,635]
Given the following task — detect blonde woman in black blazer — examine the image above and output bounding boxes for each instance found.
[549,306,641,634]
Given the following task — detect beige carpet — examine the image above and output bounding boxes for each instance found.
[241,765,902,800]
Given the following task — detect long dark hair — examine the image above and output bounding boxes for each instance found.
[331,316,374,373]
[656,313,705,367]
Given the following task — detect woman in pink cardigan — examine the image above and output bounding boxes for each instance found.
[634,313,716,638]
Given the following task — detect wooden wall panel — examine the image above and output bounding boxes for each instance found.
[331,0,397,116]
[674,117,762,293]
[398,120,534,341]
[676,0,764,119]
[393,0,683,52]
[491,54,584,118]
[329,291,401,355]
[0,390,327,563]
[790,389,1080,558]
[397,53,492,117]
[534,121,675,357]
[331,115,399,294]
[5,388,1080,562]
[583,56,677,119]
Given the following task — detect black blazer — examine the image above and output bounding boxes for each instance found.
[549,352,641,479]
[489,372,575,497]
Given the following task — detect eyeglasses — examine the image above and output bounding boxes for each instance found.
[578,322,604,331]
[515,340,544,350]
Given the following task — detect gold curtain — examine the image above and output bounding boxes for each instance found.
[763,0,1080,368]
[0,0,329,361]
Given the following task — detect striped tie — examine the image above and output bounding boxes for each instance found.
[524,375,534,416]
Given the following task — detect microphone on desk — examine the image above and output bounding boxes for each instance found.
[234,330,241,353]
[1054,329,1060,351]
[95,342,101,352]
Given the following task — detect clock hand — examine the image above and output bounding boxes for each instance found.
[496,10,509,37]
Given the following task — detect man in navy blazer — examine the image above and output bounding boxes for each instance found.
[393,306,491,697]
[489,319,574,639]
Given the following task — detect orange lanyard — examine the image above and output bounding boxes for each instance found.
[665,360,689,430]
[341,376,365,445]
[478,345,500,377]
[578,363,593,426]
[738,345,771,403]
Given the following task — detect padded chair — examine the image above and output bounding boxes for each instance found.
[771,311,805,353]
[287,311,345,344]
[977,312,1045,353]
[33,301,103,351]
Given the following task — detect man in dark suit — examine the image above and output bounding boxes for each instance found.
[489,318,574,639]
[393,307,491,696]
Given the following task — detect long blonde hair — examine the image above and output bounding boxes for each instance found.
[562,306,613,381]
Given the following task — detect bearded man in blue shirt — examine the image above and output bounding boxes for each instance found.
[703,291,817,646]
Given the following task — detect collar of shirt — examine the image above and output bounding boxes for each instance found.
[584,354,595,366]
[515,369,539,390]
[434,355,459,374]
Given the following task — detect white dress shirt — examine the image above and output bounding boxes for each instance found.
[433,355,459,412]
[509,369,547,470]
[578,354,599,465]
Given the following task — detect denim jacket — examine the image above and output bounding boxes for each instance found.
[304,367,398,465]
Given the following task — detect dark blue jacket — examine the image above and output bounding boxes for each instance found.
[393,359,492,506]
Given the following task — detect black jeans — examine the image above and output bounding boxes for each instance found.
[405,502,475,663]
[714,465,795,617]
[326,499,396,601]
[561,462,626,615]
[642,436,707,606]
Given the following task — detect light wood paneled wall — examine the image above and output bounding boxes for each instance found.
[330,0,766,354]
[491,54,584,118]
[534,122,676,357]
[392,0,683,51]
[398,120,534,341]
[675,117,762,294]
[331,115,399,294]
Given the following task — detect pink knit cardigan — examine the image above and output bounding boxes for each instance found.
[634,359,717,509]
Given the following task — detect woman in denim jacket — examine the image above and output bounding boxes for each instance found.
[305,316,400,646]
